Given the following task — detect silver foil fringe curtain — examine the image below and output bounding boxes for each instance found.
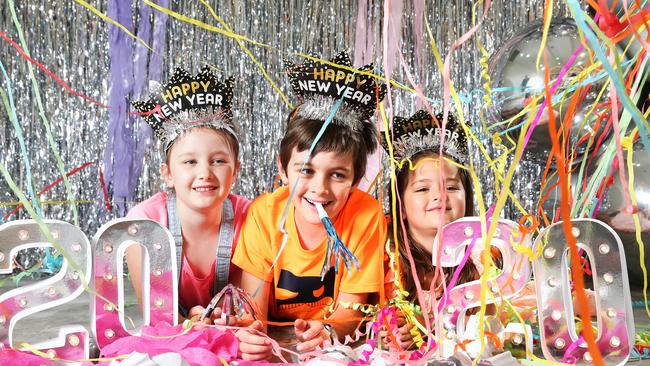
[0,0,574,236]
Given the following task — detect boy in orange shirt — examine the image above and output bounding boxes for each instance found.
[232,52,387,360]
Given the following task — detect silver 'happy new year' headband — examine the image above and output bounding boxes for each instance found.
[133,66,237,153]
[383,110,470,165]
[284,51,386,132]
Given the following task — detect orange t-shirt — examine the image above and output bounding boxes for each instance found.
[232,186,387,321]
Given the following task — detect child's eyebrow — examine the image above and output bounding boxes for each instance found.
[411,178,432,184]
[411,176,461,184]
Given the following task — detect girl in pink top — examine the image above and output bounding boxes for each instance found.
[127,69,268,360]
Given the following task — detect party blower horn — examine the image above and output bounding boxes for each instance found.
[200,284,261,325]
[314,202,361,279]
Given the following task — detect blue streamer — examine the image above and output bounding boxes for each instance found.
[257,93,347,297]
[566,0,650,151]
[0,60,43,217]
[315,202,361,278]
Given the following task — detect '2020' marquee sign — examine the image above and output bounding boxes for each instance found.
[0,217,636,365]
[0,218,177,360]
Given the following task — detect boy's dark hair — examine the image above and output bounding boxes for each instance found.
[391,150,477,302]
[279,110,378,185]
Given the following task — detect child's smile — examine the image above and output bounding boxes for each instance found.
[193,184,219,193]
[402,157,466,251]
[304,197,333,208]
[162,128,239,213]
[280,148,355,239]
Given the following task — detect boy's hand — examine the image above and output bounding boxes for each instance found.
[294,319,332,352]
[235,320,273,361]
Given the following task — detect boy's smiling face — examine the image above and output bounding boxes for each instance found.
[279,147,356,228]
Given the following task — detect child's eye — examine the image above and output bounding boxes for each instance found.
[184,159,197,165]
[331,172,347,179]
[299,168,314,175]
[415,187,429,193]
[212,158,227,165]
[447,185,461,191]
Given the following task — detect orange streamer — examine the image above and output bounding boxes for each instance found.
[544,52,604,366]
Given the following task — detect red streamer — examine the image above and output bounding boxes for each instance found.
[3,161,111,219]
[0,30,109,108]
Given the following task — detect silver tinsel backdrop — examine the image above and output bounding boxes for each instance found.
[0,0,576,238]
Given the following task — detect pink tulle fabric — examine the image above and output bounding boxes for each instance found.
[0,349,57,366]
[90,322,239,366]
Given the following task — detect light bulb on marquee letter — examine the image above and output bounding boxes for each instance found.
[434,217,532,357]
[533,219,634,366]
[91,219,177,349]
[0,220,91,360]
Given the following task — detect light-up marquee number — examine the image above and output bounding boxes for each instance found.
[533,219,634,365]
[434,217,532,353]
[92,219,177,349]
[0,220,91,360]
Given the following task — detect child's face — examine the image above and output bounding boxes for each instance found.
[161,128,239,213]
[279,147,355,227]
[402,157,466,245]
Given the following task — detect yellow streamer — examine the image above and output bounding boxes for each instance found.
[0,164,126,321]
[0,199,94,207]
[73,0,153,52]
[472,0,493,108]
[425,16,526,214]
[7,0,80,225]
[143,0,415,94]
[624,127,650,319]
[20,341,129,363]
[535,0,554,69]
[199,0,293,108]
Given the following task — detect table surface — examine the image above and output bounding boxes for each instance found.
[3,280,649,365]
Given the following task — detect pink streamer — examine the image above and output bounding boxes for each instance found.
[521,45,584,150]
[562,336,585,364]
[354,0,369,66]
[383,0,403,78]
[381,0,436,347]
[390,33,442,349]
[437,206,495,312]
[434,0,492,350]
[355,0,380,193]
[413,0,425,109]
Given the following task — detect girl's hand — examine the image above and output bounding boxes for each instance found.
[294,319,332,352]
[395,317,415,350]
[187,305,212,329]
[235,320,273,361]
[188,305,237,326]
[378,316,415,350]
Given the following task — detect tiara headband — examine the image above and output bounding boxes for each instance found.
[284,51,386,132]
[133,66,237,152]
[383,110,469,165]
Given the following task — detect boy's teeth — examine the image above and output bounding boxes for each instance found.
[306,198,328,206]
